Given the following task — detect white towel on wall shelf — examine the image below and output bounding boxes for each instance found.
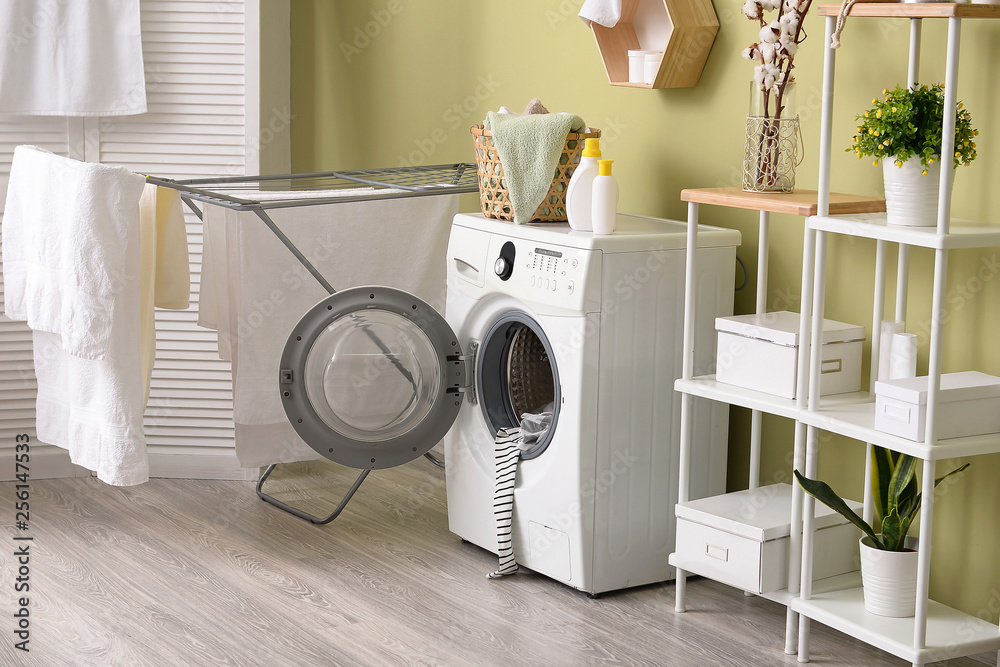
[0,0,146,116]
[579,0,623,28]
[198,190,459,468]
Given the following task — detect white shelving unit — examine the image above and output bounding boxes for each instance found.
[794,5,1000,665]
[670,188,884,654]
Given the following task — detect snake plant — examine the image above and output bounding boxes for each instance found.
[794,447,969,552]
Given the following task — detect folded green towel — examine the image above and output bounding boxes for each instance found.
[484,111,586,224]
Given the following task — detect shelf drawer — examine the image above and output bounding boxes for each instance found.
[674,484,862,594]
[716,311,864,400]
[676,517,861,594]
[676,517,770,592]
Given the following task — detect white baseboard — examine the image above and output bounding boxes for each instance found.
[0,447,256,482]
[0,445,88,481]
[148,451,257,481]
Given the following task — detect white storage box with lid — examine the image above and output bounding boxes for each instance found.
[670,484,861,594]
[715,311,865,399]
[874,371,1000,442]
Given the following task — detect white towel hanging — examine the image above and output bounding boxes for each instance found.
[579,0,623,28]
[3,145,152,486]
[0,0,147,116]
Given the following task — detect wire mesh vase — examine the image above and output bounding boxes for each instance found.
[743,82,801,193]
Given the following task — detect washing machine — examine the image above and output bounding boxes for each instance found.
[442,212,740,595]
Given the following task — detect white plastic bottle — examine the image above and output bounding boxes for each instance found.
[591,159,618,235]
[565,137,601,231]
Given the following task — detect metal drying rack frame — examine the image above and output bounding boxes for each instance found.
[147,163,478,524]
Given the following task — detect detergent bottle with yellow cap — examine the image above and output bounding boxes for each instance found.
[565,137,601,231]
[592,159,618,235]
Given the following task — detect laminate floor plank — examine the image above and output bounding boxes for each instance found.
[0,460,991,666]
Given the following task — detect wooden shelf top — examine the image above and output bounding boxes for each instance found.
[609,81,655,89]
[680,187,886,216]
[817,3,1000,19]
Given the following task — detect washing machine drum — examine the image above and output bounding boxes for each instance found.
[476,312,561,460]
[279,286,465,470]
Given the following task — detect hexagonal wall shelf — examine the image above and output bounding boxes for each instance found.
[591,0,718,89]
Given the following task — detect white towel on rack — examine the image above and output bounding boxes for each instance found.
[2,146,155,485]
[198,190,459,468]
[2,145,145,360]
[0,0,146,116]
[138,183,190,407]
[579,0,622,28]
[2,146,149,486]
[199,188,384,364]
[198,202,236,362]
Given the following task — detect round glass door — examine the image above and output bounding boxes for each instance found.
[280,287,465,469]
[303,310,442,442]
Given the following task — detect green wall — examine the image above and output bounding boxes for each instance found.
[289,0,1000,621]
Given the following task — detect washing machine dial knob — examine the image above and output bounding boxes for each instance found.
[494,241,516,281]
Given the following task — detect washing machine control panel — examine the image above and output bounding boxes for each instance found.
[519,243,593,309]
[480,235,597,311]
[525,246,580,294]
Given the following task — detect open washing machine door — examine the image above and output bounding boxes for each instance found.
[260,286,467,524]
[279,286,467,470]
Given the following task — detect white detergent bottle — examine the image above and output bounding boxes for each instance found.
[565,137,601,231]
[591,160,618,235]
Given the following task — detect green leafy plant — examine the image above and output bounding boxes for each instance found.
[794,447,969,552]
[847,83,978,174]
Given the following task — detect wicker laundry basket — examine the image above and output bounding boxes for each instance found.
[471,124,601,223]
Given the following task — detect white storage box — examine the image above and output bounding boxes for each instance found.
[874,371,1000,442]
[716,311,865,399]
[670,484,861,594]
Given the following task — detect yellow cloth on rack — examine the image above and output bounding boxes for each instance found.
[138,184,191,407]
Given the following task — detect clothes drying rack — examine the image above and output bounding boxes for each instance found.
[147,163,478,524]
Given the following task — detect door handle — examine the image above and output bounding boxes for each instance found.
[453,258,480,283]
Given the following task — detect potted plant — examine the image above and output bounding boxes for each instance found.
[794,447,968,617]
[848,83,978,227]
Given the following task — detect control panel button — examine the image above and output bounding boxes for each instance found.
[567,281,574,294]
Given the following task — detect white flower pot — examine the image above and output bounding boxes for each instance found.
[859,535,919,617]
[882,157,955,227]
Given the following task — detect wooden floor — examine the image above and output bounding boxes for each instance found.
[0,458,992,667]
